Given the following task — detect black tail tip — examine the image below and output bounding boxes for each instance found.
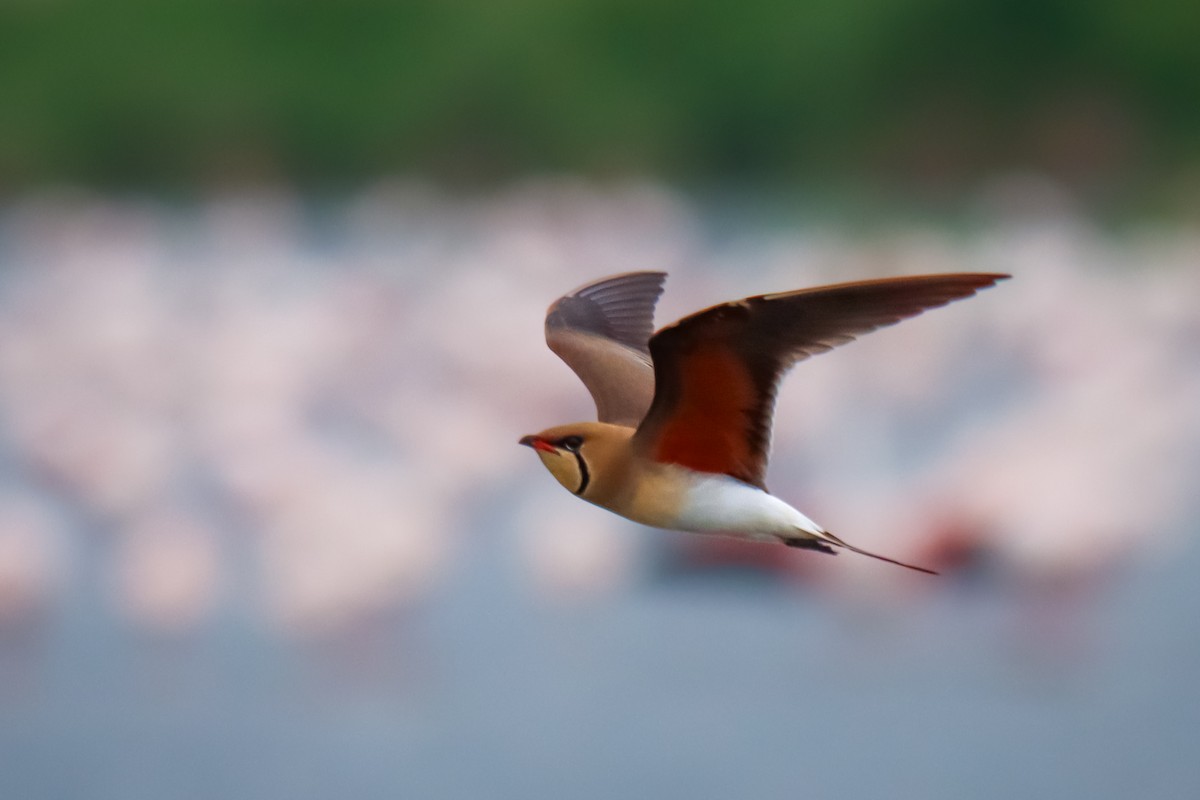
[782,538,837,556]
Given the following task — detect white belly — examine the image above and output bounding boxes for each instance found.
[671,474,826,542]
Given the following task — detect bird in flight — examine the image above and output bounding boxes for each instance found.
[519,271,1007,574]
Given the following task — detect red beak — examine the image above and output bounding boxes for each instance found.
[519,435,559,454]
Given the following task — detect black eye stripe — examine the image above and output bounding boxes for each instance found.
[560,435,583,451]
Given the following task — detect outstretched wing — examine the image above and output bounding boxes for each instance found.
[545,271,667,426]
[633,273,1008,488]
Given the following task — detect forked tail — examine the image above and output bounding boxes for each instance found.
[814,530,938,575]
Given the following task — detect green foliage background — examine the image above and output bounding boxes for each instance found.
[1,0,1197,195]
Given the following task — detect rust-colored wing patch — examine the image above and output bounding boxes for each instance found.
[634,273,1009,489]
[651,344,762,483]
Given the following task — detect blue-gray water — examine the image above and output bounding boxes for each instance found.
[3,519,1198,800]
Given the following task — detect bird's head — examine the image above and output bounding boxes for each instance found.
[518,422,632,498]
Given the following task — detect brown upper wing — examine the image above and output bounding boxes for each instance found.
[633,273,1008,488]
[545,272,667,426]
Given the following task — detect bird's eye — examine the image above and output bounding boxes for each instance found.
[560,435,583,451]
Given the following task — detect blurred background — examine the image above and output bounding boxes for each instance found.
[1,2,1199,798]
